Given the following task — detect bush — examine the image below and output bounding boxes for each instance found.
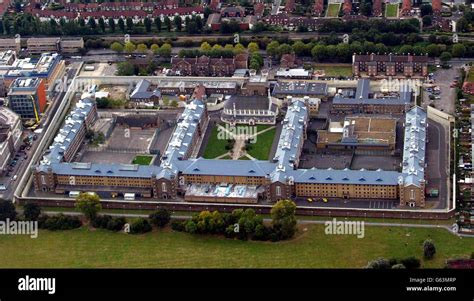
[171,220,186,232]
[92,215,126,231]
[184,220,197,234]
[0,200,16,221]
[129,218,152,234]
[392,263,406,269]
[366,258,391,269]
[423,239,436,260]
[400,257,421,269]
[23,203,41,221]
[252,224,271,241]
[149,209,171,228]
[39,214,82,231]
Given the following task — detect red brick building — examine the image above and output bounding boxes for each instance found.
[401,0,412,16]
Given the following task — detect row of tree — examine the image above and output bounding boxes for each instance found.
[110,41,172,57]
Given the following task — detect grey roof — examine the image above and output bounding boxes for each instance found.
[271,99,308,182]
[130,79,161,100]
[223,95,276,111]
[159,99,206,179]
[401,106,427,187]
[333,79,412,106]
[49,162,162,178]
[289,168,401,185]
[38,98,95,169]
[182,158,275,177]
[272,81,327,96]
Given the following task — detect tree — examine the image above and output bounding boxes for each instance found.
[277,43,292,56]
[291,41,306,56]
[118,18,125,33]
[108,17,115,32]
[451,43,466,58]
[98,17,105,32]
[136,43,148,53]
[164,16,172,32]
[124,41,136,53]
[423,239,436,259]
[110,42,124,53]
[87,17,96,30]
[234,43,246,54]
[400,257,421,269]
[420,4,433,16]
[426,44,440,57]
[23,203,41,221]
[247,42,259,53]
[270,200,297,240]
[440,51,452,63]
[126,17,133,31]
[0,200,16,221]
[75,192,101,221]
[117,61,136,76]
[173,16,182,31]
[150,44,160,54]
[149,209,171,228]
[311,44,327,61]
[154,17,162,32]
[422,15,432,27]
[266,40,280,57]
[200,42,212,53]
[157,43,172,57]
[144,17,152,33]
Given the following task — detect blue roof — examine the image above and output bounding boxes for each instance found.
[130,79,161,100]
[401,106,427,187]
[181,158,275,177]
[289,168,401,185]
[49,162,161,178]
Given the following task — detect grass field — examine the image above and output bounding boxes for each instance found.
[385,4,399,18]
[247,127,276,160]
[202,126,230,159]
[467,68,474,82]
[132,155,153,165]
[0,225,471,268]
[326,3,340,17]
[314,64,353,77]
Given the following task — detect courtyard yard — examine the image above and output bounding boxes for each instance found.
[132,155,154,165]
[326,3,341,17]
[385,4,399,18]
[0,224,471,268]
[314,64,353,77]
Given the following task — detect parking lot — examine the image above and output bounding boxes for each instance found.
[294,197,399,209]
[422,65,459,114]
[107,126,155,152]
[79,151,136,165]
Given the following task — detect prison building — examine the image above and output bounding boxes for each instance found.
[221,95,278,125]
[398,106,427,207]
[317,116,397,154]
[331,79,412,114]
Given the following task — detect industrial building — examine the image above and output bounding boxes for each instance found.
[7,77,47,121]
[0,107,22,175]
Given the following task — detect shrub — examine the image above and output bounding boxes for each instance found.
[92,215,126,231]
[171,220,186,232]
[149,209,171,228]
[366,258,391,269]
[392,263,406,269]
[184,220,197,234]
[0,200,16,221]
[129,218,152,234]
[400,257,421,269]
[423,239,436,260]
[23,203,41,221]
[39,214,82,231]
[252,224,271,241]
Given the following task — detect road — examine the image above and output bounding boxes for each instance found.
[0,65,78,201]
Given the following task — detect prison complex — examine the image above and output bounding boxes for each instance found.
[34,97,428,207]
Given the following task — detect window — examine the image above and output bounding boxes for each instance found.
[276,186,281,197]
[162,182,167,193]
[410,189,415,200]
[41,175,46,185]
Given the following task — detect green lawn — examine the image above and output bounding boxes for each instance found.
[314,64,353,77]
[247,127,276,160]
[385,4,399,18]
[326,3,340,17]
[467,68,474,82]
[132,155,153,165]
[202,126,231,159]
[0,225,471,268]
